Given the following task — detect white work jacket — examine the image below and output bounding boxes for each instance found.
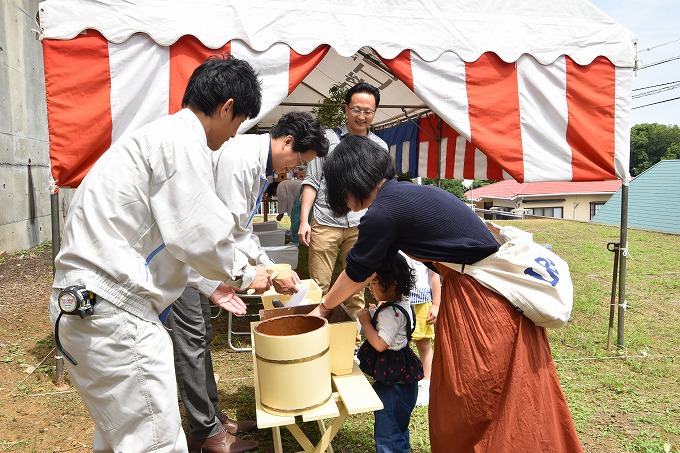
[194,133,277,295]
[53,109,255,319]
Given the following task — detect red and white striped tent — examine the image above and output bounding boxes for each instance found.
[39,0,637,188]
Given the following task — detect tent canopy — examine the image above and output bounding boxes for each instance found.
[39,0,637,65]
[39,0,638,187]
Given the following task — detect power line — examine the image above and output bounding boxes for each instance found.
[632,83,680,99]
[638,55,680,70]
[633,80,680,91]
[638,37,680,53]
[632,96,680,109]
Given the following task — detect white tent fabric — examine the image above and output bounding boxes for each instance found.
[38,0,637,65]
[38,0,638,188]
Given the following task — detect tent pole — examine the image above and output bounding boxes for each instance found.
[605,242,619,352]
[616,184,629,350]
[436,117,443,187]
[51,192,60,277]
[51,191,68,389]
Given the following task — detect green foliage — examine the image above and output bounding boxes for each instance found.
[630,123,680,176]
[396,171,413,181]
[312,84,347,128]
[0,240,52,264]
[420,177,493,201]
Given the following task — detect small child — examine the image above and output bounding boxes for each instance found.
[356,253,424,453]
[400,251,440,406]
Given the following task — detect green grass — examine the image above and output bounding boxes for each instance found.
[234,218,679,452]
[0,240,52,265]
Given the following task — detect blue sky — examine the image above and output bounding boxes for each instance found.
[590,0,680,126]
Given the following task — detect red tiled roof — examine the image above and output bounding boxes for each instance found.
[465,179,622,200]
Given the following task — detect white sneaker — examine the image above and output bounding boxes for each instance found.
[416,380,430,406]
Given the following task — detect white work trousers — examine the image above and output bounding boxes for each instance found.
[49,292,187,452]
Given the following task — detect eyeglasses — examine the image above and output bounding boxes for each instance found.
[349,107,375,117]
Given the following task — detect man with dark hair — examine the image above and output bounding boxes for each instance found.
[49,54,269,452]
[298,82,388,324]
[167,111,329,453]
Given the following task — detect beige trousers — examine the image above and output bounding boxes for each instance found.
[49,293,187,453]
[308,220,365,319]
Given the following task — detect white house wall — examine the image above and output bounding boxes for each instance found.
[476,194,616,222]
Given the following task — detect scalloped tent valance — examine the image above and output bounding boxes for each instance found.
[39,0,637,66]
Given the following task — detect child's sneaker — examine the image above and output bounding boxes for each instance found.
[416,379,430,406]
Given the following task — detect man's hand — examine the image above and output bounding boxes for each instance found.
[246,265,272,294]
[298,221,312,246]
[209,283,247,315]
[276,213,284,221]
[272,271,302,295]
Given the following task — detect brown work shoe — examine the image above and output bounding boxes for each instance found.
[187,428,258,453]
[215,410,258,434]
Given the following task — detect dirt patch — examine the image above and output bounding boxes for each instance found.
[0,246,94,451]
[0,247,262,452]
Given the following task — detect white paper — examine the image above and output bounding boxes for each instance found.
[285,285,309,307]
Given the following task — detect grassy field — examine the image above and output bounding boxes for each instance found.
[1,218,678,452]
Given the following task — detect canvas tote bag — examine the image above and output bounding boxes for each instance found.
[440,221,573,328]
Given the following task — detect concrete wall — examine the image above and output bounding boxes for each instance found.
[0,0,70,254]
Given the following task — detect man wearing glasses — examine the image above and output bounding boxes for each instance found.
[298,82,388,325]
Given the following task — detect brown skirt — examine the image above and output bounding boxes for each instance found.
[429,265,583,452]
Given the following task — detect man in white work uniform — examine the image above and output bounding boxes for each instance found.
[49,55,270,453]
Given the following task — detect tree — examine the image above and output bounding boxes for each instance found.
[312,84,347,128]
[419,178,492,202]
[630,123,680,175]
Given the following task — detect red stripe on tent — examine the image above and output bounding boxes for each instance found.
[463,140,478,179]
[417,113,496,180]
[466,53,524,181]
[443,125,458,179]
[288,46,330,95]
[566,56,616,180]
[380,50,414,91]
[169,37,231,113]
[419,114,442,178]
[43,31,112,188]
[482,145,505,180]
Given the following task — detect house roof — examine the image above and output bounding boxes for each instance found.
[465,179,623,201]
[591,160,680,234]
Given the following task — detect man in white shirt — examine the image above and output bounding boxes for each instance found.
[49,55,269,453]
[167,112,329,453]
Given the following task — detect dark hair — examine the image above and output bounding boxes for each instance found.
[345,82,380,108]
[374,253,416,300]
[270,111,330,158]
[323,135,395,217]
[182,54,262,120]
